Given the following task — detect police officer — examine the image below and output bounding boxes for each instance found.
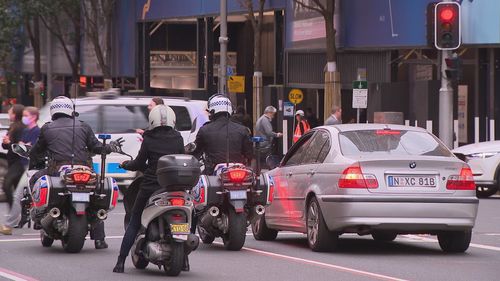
[29,96,123,249]
[113,104,185,273]
[191,94,253,175]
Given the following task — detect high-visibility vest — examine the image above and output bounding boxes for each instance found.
[293,120,311,143]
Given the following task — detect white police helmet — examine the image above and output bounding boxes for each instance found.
[50,96,74,118]
[149,104,176,130]
[295,110,305,116]
[207,94,232,116]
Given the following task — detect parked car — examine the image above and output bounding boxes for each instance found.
[453,141,500,198]
[37,94,209,192]
[252,124,479,253]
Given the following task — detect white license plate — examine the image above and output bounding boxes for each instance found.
[387,176,437,187]
[229,190,247,200]
[72,192,90,202]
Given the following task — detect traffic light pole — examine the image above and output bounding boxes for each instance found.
[218,0,228,94]
[439,50,454,148]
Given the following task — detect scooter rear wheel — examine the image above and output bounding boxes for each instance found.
[164,242,184,276]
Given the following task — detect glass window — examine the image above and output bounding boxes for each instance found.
[339,130,453,157]
[283,133,314,166]
[102,105,148,134]
[302,131,330,164]
[76,105,101,133]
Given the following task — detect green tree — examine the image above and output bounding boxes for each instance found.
[0,0,23,99]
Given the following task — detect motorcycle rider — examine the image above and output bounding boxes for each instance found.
[29,96,124,249]
[191,94,253,175]
[113,104,185,273]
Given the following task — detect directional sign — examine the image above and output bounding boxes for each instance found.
[288,89,304,105]
[352,89,368,109]
[228,76,245,93]
[352,80,368,89]
[283,102,294,117]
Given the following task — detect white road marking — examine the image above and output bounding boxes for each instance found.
[213,242,406,281]
[0,267,39,281]
[0,236,124,243]
[406,235,500,252]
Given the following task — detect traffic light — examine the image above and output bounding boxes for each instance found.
[435,2,461,50]
[444,54,461,80]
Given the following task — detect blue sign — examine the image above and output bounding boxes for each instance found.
[461,0,500,45]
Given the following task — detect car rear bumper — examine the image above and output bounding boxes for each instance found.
[474,180,496,186]
[318,195,479,233]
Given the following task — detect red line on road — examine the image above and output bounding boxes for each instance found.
[0,267,40,281]
[214,242,407,281]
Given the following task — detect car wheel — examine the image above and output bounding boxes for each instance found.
[251,215,278,241]
[306,197,339,252]
[371,231,397,242]
[476,186,498,198]
[437,230,471,253]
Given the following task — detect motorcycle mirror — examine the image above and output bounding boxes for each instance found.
[11,143,31,158]
[184,142,196,154]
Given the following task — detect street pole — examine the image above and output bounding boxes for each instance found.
[439,0,454,148]
[46,27,53,101]
[218,0,228,95]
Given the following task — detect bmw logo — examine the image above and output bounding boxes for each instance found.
[409,162,417,169]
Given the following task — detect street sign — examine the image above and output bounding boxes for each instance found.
[352,89,368,109]
[226,66,234,76]
[352,80,368,89]
[288,89,303,104]
[283,102,294,117]
[228,76,245,93]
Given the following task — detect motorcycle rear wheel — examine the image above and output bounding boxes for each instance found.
[222,208,247,251]
[40,231,54,247]
[197,225,215,244]
[164,242,184,276]
[61,211,87,253]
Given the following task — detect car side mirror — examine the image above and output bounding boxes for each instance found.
[12,143,31,158]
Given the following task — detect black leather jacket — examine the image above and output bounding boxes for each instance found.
[29,116,108,170]
[192,114,253,174]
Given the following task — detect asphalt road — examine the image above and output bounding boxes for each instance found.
[1,197,499,281]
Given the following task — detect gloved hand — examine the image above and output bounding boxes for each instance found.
[119,160,130,169]
[108,137,125,153]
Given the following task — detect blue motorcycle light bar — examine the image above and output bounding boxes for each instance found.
[98,134,111,140]
[251,137,264,143]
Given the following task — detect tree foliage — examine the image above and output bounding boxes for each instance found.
[0,0,24,76]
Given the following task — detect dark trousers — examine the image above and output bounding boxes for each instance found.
[2,161,25,208]
[118,188,155,258]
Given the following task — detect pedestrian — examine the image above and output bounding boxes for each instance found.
[0,107,41,235]
[231,106,252,130]
[255,106,282,167]
[293,110,311,143]
[1,104,25,209]
[305,107,319,128]
[325,105,342,125]
[136,97,165,135]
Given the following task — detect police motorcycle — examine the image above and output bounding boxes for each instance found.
[11,134,122,253]
[122,155,200,276]
[188,137,274,251]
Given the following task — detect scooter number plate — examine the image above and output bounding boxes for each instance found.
[170,223,190,234]
[72,192,90,202]
[229,190,247,200]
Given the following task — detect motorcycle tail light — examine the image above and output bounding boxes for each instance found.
[169,198,185,206]
[227,169,249,183]
[72,172,91,184]
[446,166,475,190]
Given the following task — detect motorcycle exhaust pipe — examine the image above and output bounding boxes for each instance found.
[96,209,107,220]
[49,208,61,219]
[255,205,265,216]
[209,206,220,217]
[184,234,200,254]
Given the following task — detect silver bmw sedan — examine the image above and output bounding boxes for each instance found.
[252,124,478,253]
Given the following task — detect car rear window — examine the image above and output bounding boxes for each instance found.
[339,129,453,157]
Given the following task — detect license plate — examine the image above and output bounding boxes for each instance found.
[387,176,437,187]
[72,192,90,202]
[229,190,247,200]
[170,223,190,234]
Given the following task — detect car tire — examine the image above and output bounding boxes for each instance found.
[371,232,397,242]
[252,215,278,241]
[437,230,471,253]
[306,197,339,252]
[476,186,498,198]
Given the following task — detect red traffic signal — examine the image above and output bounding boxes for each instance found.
[434,2,461,50]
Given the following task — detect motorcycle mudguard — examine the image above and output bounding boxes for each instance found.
[73,203,87,215]
[231,200,246,213]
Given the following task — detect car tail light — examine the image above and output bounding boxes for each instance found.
[72,173,91,184]
[169,198,186,206]
[338,164,378,189]
[227,169,249,183]
[267,182,274,204]
[446,167,476,190]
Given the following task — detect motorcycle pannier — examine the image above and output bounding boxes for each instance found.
[157,154,201,191]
